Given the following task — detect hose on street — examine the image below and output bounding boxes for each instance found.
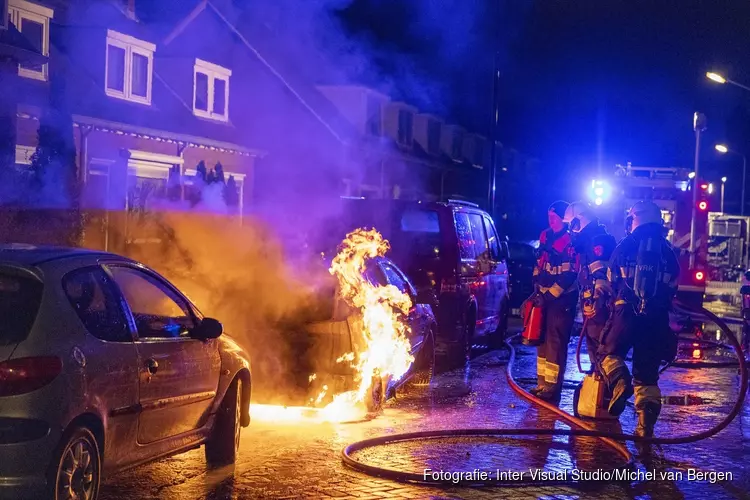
[341,302,747,486]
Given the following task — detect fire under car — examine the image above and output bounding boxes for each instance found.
[282,255,437,414]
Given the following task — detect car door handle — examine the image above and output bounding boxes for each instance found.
[145,358,159,374]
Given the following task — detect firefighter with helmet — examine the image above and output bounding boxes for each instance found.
[562,201,617,375]
[602,200,680,437]
[529,201,578,401]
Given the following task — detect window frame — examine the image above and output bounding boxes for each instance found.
[467,212,489,259]
[61,266,134,343]
[9,0,53,81]
[103,263,202,342]
[427,119,441,155]
[483,216,501,261]
[397,109,414,146]
[193,58,231,122]
[105,29,155,106]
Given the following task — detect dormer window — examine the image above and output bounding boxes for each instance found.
[106,30,155,105]
[397,110,413,146]
[9,0,53,81]
[193,59,231,122]
[427,119,441,154]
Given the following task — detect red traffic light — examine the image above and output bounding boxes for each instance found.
[698,201,708,211]
[694,270,705,281]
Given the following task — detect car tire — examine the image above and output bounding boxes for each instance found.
[48,426,101,500]
[205,378,242,468]
[489,302,509,350]
[409,327,435,387]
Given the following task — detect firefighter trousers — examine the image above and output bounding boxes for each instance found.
[536,292,577,391]
[595,303,670,410]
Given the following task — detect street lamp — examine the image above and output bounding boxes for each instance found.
[706,71,750,92]
[715,143,747,215]
[721,176,727,213]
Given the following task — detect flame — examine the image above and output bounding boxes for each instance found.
[251,228,415,424]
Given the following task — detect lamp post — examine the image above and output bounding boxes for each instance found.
[721,176,727,213]
[715,144,747,215]
[706,72,750,93]
[690,112,707,268]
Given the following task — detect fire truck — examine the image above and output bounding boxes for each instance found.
[592,163,709,308]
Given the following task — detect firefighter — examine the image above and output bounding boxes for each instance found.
[529,200,578,401]
[602,200,679,437]
[562,201,617,373]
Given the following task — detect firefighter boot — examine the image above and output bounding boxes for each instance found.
[635,402,661,438]
[608,377,633,416]
[536,385,562,403]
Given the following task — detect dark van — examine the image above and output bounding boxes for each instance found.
[317,198,510,367]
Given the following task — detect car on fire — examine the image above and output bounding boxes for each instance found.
[316,198,510,367]
[286,255,436,413]
[0,245,251,500]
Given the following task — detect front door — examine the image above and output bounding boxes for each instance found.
[106,265,221,444]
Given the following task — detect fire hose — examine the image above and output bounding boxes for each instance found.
[341,301,747,486]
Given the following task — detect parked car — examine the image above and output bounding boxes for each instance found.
[0,245,251,500]
[284,256,436,412]
[315,198,510,367]
[507,241,537,314]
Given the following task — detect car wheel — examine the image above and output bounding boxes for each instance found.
[409,328,435,387]
[205,378,242,468]
[48,426,101,500]
[489,302,509,350]
[365,375,386,414]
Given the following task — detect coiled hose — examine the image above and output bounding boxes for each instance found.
[341,302,747,485]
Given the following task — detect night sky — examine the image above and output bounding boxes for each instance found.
[341,0,750,212]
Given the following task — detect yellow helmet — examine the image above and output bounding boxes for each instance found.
[626,201,662,233]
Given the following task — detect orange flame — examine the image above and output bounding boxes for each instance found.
[251,228,415,424]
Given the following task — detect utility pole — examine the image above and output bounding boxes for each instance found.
[487,54,500,221]
[690,112,707,268]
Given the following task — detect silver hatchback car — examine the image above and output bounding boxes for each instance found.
[0,245,252,500]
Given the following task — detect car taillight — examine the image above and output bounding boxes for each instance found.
[694,270,705,282]
[0,356,63,397]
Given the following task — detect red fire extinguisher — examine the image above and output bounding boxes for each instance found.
[521,299,545,346]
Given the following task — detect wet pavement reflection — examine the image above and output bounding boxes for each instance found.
[100,327,750,499]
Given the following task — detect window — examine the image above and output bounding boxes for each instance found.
[108,267,195,339]
[427,120,441,154]
[0,272,43,346]
[454,212,475,260]
[381,262,415,297]
[398,110,413,145]
[105,30,155,105]
[468,213,489,258]
[366,96,382,135]
[483,216,501,260]
[193,58,231,121]
[9,0,54,81]
[452,131,464,159]
[63,268,131,342]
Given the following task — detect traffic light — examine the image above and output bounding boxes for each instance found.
[697,180,709,211]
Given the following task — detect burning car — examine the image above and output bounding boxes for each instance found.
[258,229,436,422]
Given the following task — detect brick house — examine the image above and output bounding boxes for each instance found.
[5,0,263,252]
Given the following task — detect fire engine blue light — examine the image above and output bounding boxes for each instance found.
[588,179,610,204]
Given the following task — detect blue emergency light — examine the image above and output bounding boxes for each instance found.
[588,179,611,205]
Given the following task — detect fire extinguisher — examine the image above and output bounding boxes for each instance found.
[521,299,545,346]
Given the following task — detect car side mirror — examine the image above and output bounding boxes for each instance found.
[499,242,510,261]
[192,317,223,340]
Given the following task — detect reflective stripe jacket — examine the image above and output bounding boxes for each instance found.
[607,223,680,310]
[573,222,617,297]
[534,228,577,299]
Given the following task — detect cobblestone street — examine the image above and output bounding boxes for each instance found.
[100,328,750,500]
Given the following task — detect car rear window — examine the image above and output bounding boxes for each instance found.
[0,273,43,345]
[396,209,442,259]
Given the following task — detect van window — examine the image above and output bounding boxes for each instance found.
[454,212,475,260]
[483,216,501,260]
[401,209,440,233]
[398,209,442,259]
[467,213,489,258]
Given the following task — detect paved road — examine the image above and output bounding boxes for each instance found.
[101,332,750,499]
